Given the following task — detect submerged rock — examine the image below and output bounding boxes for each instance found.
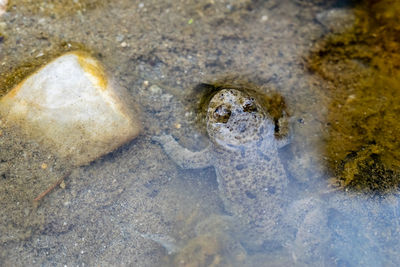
[0,51,140,166]
[0,0,7,16]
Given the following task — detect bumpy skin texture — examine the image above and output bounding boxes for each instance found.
[153,89,290,243]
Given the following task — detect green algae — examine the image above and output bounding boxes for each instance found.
[309,0,400,193]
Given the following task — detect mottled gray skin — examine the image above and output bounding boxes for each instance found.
[153,89,290,244]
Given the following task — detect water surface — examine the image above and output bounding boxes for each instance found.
[1,0,400,266]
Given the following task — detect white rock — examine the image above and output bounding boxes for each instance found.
[0,51,141,166]
[0,0,7,16]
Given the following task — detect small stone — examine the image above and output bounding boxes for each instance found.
[174,123,181,129]
[0,51,141,166]
[60,181,66,189]
[261,15,268,22]
[149,84,162,94]
[35,52,44,58]
[345,94,356,104]
[161,93,173,103]
[116,34,124,42]
[41,163,48,169]
[38,18,47,25]
[0,0,7,17]
[120,41,127,47]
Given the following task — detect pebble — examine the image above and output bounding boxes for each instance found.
[149,84,162,94]
[0,51,141,166]
[0,0,7,17]
[161,93,173,103]
[261,15,268,22]
[116,34,124,42]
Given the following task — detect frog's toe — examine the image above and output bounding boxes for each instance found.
[151,135,164,144]
[151,135,163,143]
[151,134,174,145]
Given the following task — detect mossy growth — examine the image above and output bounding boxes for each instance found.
[309,0,400,194]
[191,78,289,139]
[0,42,96,97]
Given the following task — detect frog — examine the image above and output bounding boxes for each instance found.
[152,86,400,264]
[153,88,292,247]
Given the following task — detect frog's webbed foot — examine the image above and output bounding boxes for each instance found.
[152,134,212,169]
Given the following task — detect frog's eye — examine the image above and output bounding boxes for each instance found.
[214,105,231,123]
[243,98,257,112]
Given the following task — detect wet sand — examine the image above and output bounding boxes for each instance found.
[1,0,400,266]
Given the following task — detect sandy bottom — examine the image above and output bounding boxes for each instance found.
[1,0,400,266]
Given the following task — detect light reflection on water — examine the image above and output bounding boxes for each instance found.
[0,0,399,266]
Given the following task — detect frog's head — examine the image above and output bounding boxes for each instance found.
[206,89,274,148]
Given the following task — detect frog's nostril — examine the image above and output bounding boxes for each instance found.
[214,105,231,123]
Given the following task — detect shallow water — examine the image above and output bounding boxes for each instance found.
[1,0,400,266]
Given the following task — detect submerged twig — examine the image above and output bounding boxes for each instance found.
[34,171,72,202]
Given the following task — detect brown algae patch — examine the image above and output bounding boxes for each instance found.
[76,51,108,90]
[309,0,400,193]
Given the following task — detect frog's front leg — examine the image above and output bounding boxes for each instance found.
[152,134,213,169]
